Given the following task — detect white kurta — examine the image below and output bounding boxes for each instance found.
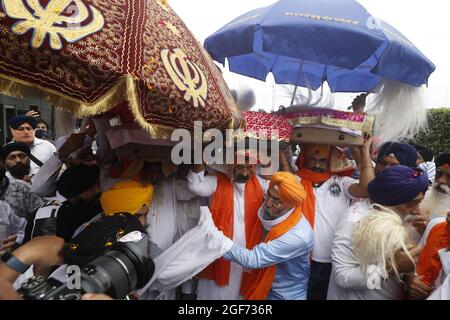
[146,179,198,251]
[186,170,268,300]
[327,199,405,300]
[142,178,199,300]
[428,249,450,300]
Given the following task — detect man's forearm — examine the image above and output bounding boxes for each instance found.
[0,278,22,300]
[358,146,375,195]
[349,145,375,198]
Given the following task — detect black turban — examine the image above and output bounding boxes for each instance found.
[8,115,37,130]
[56,164,100,199]
[0,142,31,161]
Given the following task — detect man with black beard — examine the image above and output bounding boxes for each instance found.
[0,151,43,220]
[2,143,32,183]
[24,164,102,243]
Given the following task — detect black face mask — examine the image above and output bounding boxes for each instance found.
[35,129,47,139]
[8,163,31,179]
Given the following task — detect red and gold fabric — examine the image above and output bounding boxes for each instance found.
[241,111,292,142]
[0,0,242,138]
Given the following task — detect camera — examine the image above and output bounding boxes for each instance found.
[18,232,155,300]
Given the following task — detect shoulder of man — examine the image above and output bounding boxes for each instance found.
[33,138,56,149]
[5,177,31,191]
[0,199,12,212]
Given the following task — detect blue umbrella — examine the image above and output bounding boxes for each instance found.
[204,0,435,94]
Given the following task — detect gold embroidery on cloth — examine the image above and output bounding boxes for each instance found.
[160,48,207,108]
[2,0,105,50]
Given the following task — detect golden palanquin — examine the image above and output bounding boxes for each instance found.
[0,0,242,137]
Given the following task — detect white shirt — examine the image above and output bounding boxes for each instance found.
[306,176,356,263]
[0,200,26,244]
[28,138,56,175]
[327,199,405,300]
[419,162,436,183]
[138,207,233,297]
[174,179,208,239]
[428,250,450,300]
[146,179,198,251]
[186,170,268,300]
[429,273,450,300]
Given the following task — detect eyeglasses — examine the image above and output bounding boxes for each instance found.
[15,126,34,132]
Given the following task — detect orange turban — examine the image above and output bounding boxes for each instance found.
[269,172,306,207]
[304,144,331,160]
[100,181,154,216]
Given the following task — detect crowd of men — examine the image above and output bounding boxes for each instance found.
[0,113,449,301]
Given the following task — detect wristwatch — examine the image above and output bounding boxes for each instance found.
[1,252,31,274]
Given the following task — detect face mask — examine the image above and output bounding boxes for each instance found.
[35,129,47,139]
[258,205,293,231]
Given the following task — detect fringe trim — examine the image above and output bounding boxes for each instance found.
[0,74,188,139]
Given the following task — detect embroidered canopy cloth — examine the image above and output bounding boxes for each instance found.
[0,0,243,137]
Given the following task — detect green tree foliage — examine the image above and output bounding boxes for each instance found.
[413,108,450,156]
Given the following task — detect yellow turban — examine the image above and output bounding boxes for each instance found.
[269,172,306,207]
[100,181,154,216]
[305,144,331,159]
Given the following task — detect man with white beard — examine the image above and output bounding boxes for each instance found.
[406,153,450,299]
[419,153,450,222]
[327,165,428,300]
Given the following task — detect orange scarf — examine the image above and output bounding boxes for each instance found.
[296,168,331,228]
[416,222,450,286]
[240,207,303,300]
[200,173,264,286]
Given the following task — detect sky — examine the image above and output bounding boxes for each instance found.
[169,0,450,112]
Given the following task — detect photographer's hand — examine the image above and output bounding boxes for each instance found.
[0,236,65,283]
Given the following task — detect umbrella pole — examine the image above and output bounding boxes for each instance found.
[290,61,304,106]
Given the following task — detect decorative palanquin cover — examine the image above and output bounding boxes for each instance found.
[0,0,243,137]
[285,107,373,134]
[242,111,292,142]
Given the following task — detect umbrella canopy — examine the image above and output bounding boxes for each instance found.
[204,0,435,92]
[0,0,243,138]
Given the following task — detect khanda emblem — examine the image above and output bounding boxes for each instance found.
[2,0,105,50]
[161,48,208,108]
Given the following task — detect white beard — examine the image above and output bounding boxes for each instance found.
[420,184,450,221]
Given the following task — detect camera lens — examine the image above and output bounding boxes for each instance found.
[79,234,154,299]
